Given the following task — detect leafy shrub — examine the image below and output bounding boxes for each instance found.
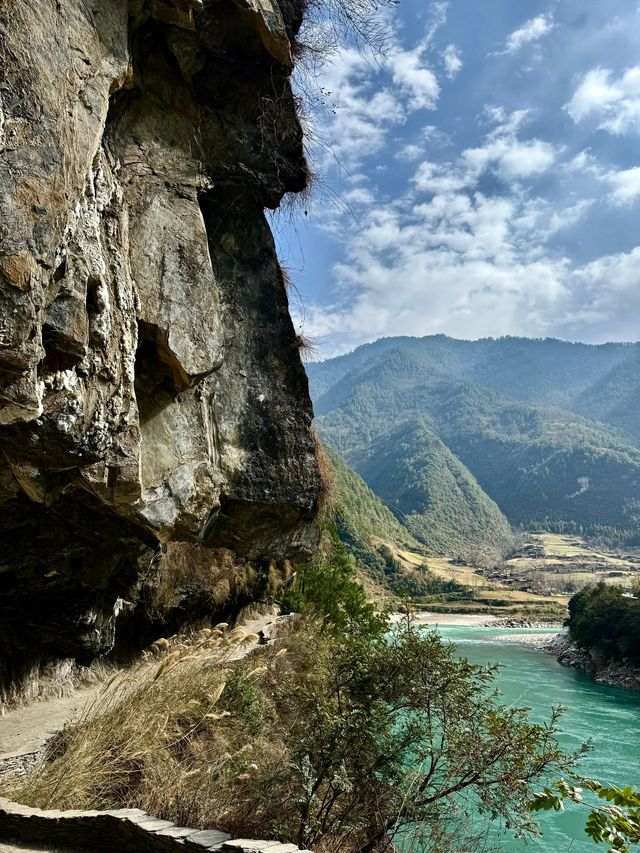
[8,617,578,851]
[280,529,386,639]
[566,582,640,663]
[531,778,640,853]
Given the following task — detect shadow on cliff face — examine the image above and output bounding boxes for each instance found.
[196,189,320,560]
[0,493,155,691]
[0,0,320,700]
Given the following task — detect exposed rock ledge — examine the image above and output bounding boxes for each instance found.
[541,634,640,691]
[0,0,321,697]
[482,619,563,629]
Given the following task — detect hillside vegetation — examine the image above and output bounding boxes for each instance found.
[567,582,640,665]
[351,418,513,558]
[11,541,575,852]
[309,336,640,552]
[327,446,420,563]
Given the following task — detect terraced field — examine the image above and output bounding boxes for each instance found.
[389,533,640,619]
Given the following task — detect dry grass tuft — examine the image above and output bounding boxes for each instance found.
[7,626,265,815]
[293,332,318,363]
[311,428,335,523]
[5,620,330,844]
[147,545,257,620]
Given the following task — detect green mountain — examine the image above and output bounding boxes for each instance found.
[326,447,421,577]
[352,418,513,558]
[571,349,640,442]
[309,336,640,551]
[326,446,479,599]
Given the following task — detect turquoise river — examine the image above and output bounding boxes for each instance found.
[431,625,640,852]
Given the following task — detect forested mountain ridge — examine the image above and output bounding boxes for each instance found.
[326,446,421,569]
[351,418,513,557]
[309,336,640,433]
[309,336,640,553]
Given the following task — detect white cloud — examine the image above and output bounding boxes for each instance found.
[395,143,425,162]
[442,44,463,79]
[606,166,640,204]
[288,6,640,356]
[386,43,440,110]
[297,187,640,353]
[310,13,451,173]
[495,13,555,56]
[567,246,640,340]
[546,200,595,234]
[294,106,609,355]
[476,109,557,179]
[566,66,640,134]
[341,187,376,207]
[296,176,571,352]
[413,160,470,193]
[567,149,603,176]
[411,108,558,192]
[464,136,556,180]
[315,48,406,170]
[566,148,640,206]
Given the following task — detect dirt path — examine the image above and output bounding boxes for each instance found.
[0,685,104,763]
[0,611,284,769]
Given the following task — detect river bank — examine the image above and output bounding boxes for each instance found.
[406,611,640,691]
[541,633,640,691]
[391,612,497,626]
[391,612,564,627]
[480,626,640,691]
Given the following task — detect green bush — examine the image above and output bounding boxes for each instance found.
[566,582,640,663]
[280,529,386,639]
[264,619,577,850]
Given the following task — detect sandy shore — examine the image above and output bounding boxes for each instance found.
[389,612,497,626]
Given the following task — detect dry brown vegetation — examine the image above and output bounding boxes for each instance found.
[7,624,289,832]
[8,618,388,849]
[147,545,264,619]
[6,610,575,852]
[311,426,335,524]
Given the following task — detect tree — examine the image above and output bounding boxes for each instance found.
[530,779,640,852]
[268,618,579,850]
[566,583,640,664]
[280,529,386,639]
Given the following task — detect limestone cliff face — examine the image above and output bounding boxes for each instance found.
[0,0,320,690]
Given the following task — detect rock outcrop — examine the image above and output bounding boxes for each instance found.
[0,0,320,695]
[543,634,640,691]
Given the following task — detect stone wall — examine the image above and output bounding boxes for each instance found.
[0,0,320,695]
[0,797,306,852]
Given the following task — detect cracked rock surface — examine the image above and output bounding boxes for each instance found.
[0,0,320,693]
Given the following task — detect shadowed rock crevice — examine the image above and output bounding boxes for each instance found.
[0,0,320,699]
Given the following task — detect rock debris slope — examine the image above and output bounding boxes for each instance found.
[0,0,320,694]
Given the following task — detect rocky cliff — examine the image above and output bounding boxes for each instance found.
[0,0,321,696]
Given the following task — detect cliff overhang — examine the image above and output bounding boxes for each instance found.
[0,0,320,694]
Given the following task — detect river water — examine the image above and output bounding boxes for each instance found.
[431,625,640,852]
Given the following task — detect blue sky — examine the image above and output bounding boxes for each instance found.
[272,0,640,356]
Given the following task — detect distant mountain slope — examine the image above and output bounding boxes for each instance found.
[352,418,513,558]
[324,447,422,587]
[307,335,640,415]
[572,349,640,443]
[310,336,640,548]
[328,446,418,552]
